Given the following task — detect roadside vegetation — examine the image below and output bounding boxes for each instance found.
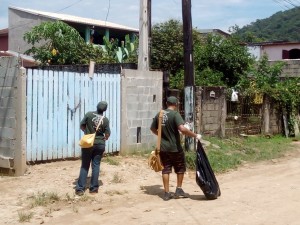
[185,135,298,173]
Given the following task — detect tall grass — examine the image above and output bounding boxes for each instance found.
[186,135,295,173]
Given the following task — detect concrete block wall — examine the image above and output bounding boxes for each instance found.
[9,8,50,53]
[195,86,226,137]
[0,57,27,175]
[269,60,300,78]
[120,69,163,154]
[282,60,300,77]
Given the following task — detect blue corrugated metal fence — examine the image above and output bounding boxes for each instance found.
[26,68,121,162]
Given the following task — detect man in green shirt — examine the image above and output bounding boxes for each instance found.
[75,101,111,196]
[150,96,202,201]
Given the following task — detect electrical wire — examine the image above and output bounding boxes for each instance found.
[283,0,298,7]
[272,0,291,9]
[105,0,111,26]
[8,0,85,31]
[55,0,84,13]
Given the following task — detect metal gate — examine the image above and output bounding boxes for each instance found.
[226,95,262,137]
[26,68,121,162]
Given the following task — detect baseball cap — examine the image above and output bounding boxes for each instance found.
[97,101,108,112]
[167,96,178,104]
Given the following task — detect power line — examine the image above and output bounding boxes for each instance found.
[105,0,111,26]
[283,0,298,7]
[55,0,84,13]
[273,0,291,9]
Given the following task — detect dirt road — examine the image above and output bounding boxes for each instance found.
[1,142,300,225]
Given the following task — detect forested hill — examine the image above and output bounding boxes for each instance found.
[236,7,300,42]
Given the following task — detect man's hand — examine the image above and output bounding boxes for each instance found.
[195,134,202,141]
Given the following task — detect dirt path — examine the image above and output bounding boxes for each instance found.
[1,142,300,225]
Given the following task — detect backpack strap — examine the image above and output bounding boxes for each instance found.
[156,110,163,153]
[95,116,104,132]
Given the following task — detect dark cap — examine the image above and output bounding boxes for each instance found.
[167,96,178,104]
[97,101,108,112]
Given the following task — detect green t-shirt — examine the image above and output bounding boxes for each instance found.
[151,109,184,152]
[80,111,111,145]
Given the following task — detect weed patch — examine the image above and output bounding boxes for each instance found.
[18,211,33,223]
[186,135,294,173]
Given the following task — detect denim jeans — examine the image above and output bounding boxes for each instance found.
[76,144,105,192]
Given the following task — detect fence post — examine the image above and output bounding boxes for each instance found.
[14,66,27,176]
[220,87,227,138]
[262,94,270,135]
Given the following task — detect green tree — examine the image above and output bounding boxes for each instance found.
[194,34,254,87]
[23,21,102,65]
[23,21,137,65]
[150,19,184,76]
[151,19,253,88]
[236,54,300,135]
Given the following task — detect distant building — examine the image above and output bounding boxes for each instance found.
[198,29,230,38]
[248,41,300,61]
[8,6,139,54]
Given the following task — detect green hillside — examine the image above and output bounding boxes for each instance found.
[236,7,300,42]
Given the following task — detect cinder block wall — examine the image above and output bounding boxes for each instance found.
[9,8,50,53]
[120,69,163,154]
[0,57,26,176]
[195,86,226,137]
[269,60,300,77]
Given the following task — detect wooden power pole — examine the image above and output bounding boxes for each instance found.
[138,0,149,71]
[182,0,195,151]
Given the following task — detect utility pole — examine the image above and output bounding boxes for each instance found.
[138,0,149,71]
[182,0,195,151]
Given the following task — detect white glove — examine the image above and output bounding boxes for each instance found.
[195,134,202,141]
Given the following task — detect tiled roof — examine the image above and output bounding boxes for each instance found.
[9,6,139,32]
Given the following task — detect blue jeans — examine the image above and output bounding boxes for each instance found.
[76,144,105,192]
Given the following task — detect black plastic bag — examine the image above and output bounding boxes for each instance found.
[196,140,221,200]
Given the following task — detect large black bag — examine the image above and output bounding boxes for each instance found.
[196,140,221,200]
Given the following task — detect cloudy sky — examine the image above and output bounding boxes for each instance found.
[0,0,298,32]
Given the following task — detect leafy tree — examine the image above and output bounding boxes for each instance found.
[150,19,185,76]
[23,21,137,65]
[24,21,98,64]
[236,54,300,135]
[236,54,284,96]
[151,19,253,88]
[194,34,254,87]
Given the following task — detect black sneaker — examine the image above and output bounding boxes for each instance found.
[75,190,84,196]
[89,189,98,194]
[163,192,172,201]
[174,187,188,199]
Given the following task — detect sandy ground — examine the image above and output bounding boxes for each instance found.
[1,141,300,225]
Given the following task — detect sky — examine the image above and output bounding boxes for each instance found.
[0,0,298,32]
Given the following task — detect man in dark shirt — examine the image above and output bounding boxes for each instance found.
[75,101,111,195]
[150,96,202,201]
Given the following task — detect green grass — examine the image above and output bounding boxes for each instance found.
[186,135,296,173]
